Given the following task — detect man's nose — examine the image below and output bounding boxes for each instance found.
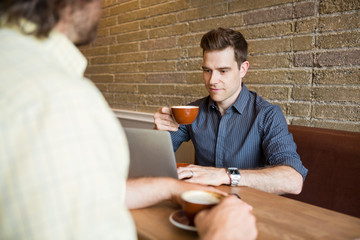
[209,71,219,85]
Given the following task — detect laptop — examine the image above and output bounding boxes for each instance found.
[124,128,178,179]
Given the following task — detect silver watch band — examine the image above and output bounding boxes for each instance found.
[227,168,241,187]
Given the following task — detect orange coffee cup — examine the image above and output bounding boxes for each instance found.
[171,106,199,125]
[181,190,224,226]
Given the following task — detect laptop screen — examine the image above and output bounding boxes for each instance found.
[124,128,178,179]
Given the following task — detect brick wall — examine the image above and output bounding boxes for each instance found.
[80,0,360,132]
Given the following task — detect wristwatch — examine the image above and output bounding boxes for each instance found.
[227,167,241,187]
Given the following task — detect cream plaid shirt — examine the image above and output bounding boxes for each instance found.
[0,22,136,239]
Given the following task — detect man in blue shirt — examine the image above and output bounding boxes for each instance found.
[154,28,308,195]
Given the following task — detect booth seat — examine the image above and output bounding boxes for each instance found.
[284,125,360,218]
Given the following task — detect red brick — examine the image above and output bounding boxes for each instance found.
[148,49,186,61]
[109,43,139,54]
[149,24,188,38]
[245,69,311,84]
[243,5,293,25]
[146,0,188,17]
[91,36,117,47]
[312,86,360,102]
[115,73,146,83]
[294,19,317,33]
[178,4,227,22]
[319,12,360,32]
[140,0,169,8]
[109,1,140,16]
[295,53,314,67]
[286,102,311,117]
[292,86,312,101]
[112,63,138,73]
[316,49,360,67]
[138,62,176,72]
[248,38,291,54]
[176,59,203,71]
[188,47,202,58]
[115,52,146,63]
[248,54,293,69]
[240,22,293,39]
[88,74,114,83]
[319,0,360,14]
[293,36,314,51]
[98,16,117,28]
[146,73,186,83]
[314,68,360,85]
[110,22,139,35]
[140,14,177,29]
[116,30,148,43]
[178,33,203,47]
[316,31,360,49]
[313,104,359,121]
[186,72,203,84]
[118,9,149,23]
[292,119,360,132]
[108,83,138,93]
[247,85,290,100]
[175,84,207,97]
[138,84,176,95]
[82,46,108,56]
[142,95,185,106]
[140,38,177,50]
[90,55,116,64]
[230,0,293,12]
[295,1,316,18]
[189,15,243,33]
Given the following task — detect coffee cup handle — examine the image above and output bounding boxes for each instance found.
[229,193,241,199]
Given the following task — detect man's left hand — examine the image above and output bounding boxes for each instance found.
[177,165,231,186]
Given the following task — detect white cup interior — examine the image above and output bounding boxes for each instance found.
[181,190,221,205]
[171,106,199,109]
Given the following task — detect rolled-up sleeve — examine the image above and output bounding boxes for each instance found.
[260,105,308,180]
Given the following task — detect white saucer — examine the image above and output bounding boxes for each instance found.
[169,210,197,232]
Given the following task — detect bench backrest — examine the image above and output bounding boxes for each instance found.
[285,125,360,218]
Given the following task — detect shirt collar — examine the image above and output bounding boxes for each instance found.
[207,83,250,115]
[232,83,250,114]
[2,18,87,78]
[43,30,87,78]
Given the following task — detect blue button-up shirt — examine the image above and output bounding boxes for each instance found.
[170,84,308,180]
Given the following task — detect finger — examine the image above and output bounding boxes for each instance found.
[177,167,188,174]
[223,196,253,211]
[155,118,177,128]
[154,112,171,123]
[178,170,194,180]
[154,117,179,131]
[177,167,196,175]
[155,124,178,132]
[160,106,172,114]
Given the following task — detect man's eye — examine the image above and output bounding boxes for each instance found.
[221,70,228,73]
[203,69,211,73]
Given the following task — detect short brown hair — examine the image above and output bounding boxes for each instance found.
[200,28,248,69]
[0,0,95,38]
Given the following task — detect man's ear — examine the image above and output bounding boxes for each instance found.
[240,61,249,78]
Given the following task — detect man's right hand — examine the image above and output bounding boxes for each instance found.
[195,196,258,240]
[153,107,179,131]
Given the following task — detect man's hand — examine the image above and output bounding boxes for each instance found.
[153,107,179,131]
[195,196,257,240]
[126,178,226,209]
[168,179,227,206]
[177,165,231,186]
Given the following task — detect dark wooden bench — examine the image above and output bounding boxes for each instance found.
[284,125,360,218]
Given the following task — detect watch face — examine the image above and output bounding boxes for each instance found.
[229,169,240,175]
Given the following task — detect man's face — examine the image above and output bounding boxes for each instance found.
[71,0,102,46]
[202,47,247,112]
